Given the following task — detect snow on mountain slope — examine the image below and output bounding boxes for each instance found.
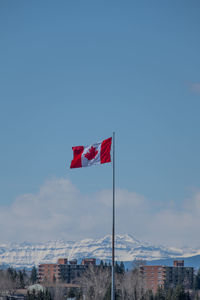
[0,234,194,269]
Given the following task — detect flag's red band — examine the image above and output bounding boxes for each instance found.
[70,137,112,168]
[70,146,84,168]
[100,137,112,164]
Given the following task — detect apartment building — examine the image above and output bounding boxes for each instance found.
[140,260,193,294]
[81,258,96,266]
[38,263,59,283]
[38,258,96,284]
[140,265,166,293]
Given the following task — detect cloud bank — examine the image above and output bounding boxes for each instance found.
[0,177,200,248]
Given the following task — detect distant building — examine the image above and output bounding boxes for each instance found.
[38,263,59,282]
[81,258,96,266]
[140,260,193,294]
[140,265,166,293]
[38,258,96,284]
[173,260,184,267]
[57,258,68,265]
[165,264,193,290]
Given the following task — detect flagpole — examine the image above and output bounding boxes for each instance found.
[111,131,115,300]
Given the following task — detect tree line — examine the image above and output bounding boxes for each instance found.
[0,266,38,293]
[77,262,200,300]
[1,263,200,299]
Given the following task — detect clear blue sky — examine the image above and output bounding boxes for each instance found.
[1,1,200,247]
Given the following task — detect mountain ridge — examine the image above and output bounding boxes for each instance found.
[0,234,198,269]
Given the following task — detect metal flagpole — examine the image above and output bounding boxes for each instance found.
[111,131,115,300]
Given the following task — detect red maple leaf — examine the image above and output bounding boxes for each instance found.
[84,146,98,160]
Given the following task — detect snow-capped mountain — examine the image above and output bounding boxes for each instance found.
[0,234,197,269]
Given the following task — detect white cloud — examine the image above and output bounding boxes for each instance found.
[1,177,200,248]
[95,189,146,208]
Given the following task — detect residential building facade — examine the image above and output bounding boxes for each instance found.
[38,258,96,284]
[140,260,193,294]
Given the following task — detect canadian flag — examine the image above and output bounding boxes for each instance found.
[70,137,112,168]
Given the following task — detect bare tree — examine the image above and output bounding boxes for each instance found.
[79,265,111,300]
[116,268,145,300]
[50,285,65,300]
[0,270,18,295]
